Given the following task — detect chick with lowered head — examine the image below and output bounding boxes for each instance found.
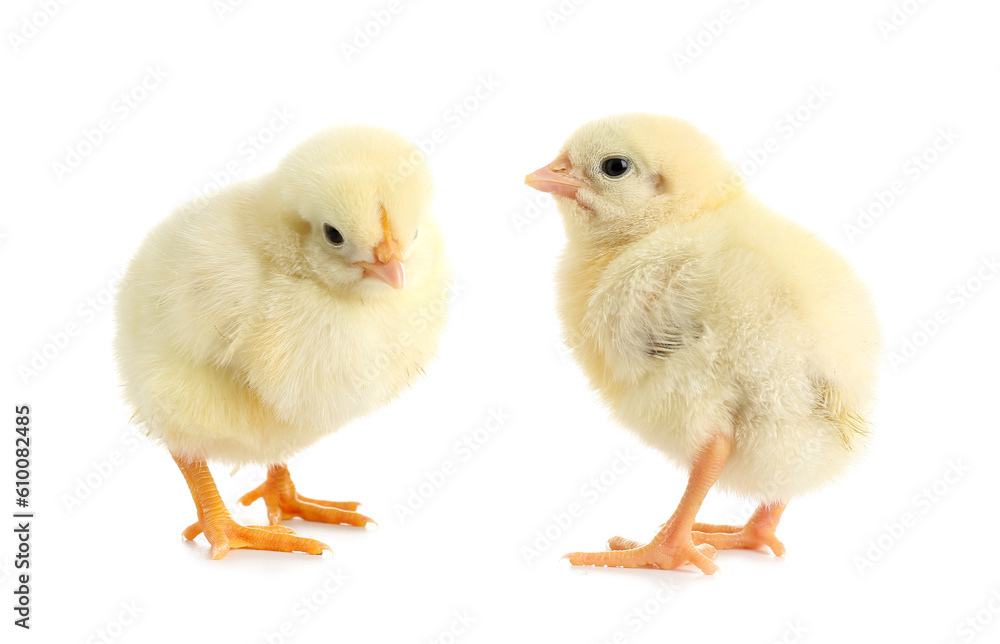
[526,113,880,573]
[115,125,449,559]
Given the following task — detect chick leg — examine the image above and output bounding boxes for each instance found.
[173,455,330,559]
[608,503,787,556]
[238,464,375,527]
[564,434,731,574]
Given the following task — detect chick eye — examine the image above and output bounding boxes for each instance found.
[601,156,631,178]
[323,224,344,246]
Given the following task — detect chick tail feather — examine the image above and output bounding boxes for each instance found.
[816,382,870,452]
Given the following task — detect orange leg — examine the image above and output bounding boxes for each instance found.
[238,464,375,527]
[564,434,731,574]
[173,454,329,559]
[608,503,787,556]
[694,503,786,555]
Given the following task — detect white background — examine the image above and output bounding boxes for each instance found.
[2,0,999,642]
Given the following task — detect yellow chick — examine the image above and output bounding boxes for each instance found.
[115,125,449,559]
[526,113,880,573]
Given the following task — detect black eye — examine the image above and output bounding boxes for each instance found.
[323,224,344,246]
[601,156,630,178]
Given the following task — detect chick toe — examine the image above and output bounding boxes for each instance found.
[691,503,787,557]
[173,455,329,559]
[238,464,375,527]
[565,535,718,574]
[216,522,329,559]
[566,434,730,574]
[607,536,643,551]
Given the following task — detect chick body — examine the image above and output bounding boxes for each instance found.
[116,125,449,467]
[543,114,880,504]
[558,195,879,503]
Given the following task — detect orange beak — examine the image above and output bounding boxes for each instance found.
[356,205,405,289]
[524,153,584,199]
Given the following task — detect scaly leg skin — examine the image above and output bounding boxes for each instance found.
[609,503,787,557]
[564,434,732,574]
[692,502,786,556]
[173,454,330,560]
[238,464,375,527]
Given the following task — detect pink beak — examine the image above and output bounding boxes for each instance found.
[524,153,584,199]
[358,257,405,289]
[356,205,406,289]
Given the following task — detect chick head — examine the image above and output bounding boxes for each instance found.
[269,125,432,296]
[525,113,740,245]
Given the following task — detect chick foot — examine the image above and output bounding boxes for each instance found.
[239,464,375,527]
[182,516,328,559]
[565,433,732,574]
[690,502,786,556]
[173,454,329,560]
[566,525,719,573]
[608,504,787,557]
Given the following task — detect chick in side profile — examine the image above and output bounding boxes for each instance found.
[525,114,880,573]
[115,125,449,559]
